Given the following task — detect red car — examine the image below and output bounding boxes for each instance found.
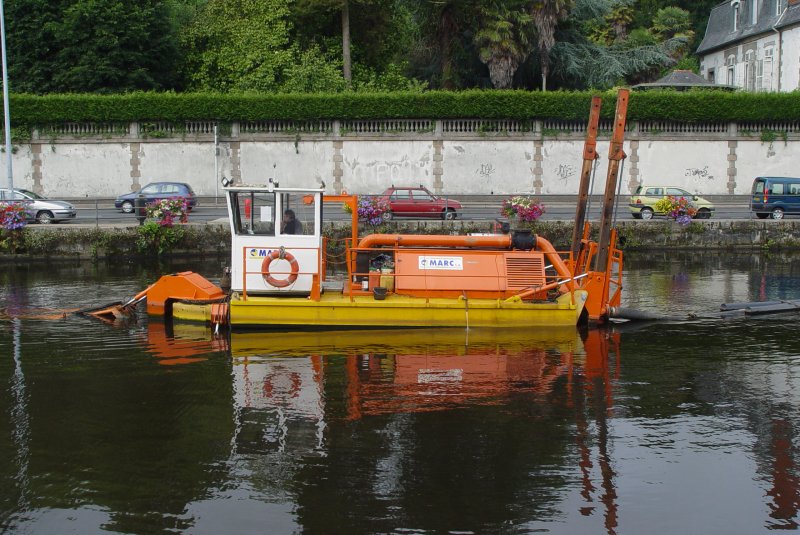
[380,186,462,220]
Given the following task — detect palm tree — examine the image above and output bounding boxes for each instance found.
[474,3,534,89]
[530,0,573,91]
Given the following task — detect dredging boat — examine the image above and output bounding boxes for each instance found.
[94,90,629,330]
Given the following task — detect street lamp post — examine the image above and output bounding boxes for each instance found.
[0,0,13,190]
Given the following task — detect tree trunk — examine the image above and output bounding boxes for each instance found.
[342,0,352,88]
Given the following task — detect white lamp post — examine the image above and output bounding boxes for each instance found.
[0,0,13,190]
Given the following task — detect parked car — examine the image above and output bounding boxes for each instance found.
[0,188,77,223]
[750,176,800,219]
[629,185,715,220]
[115,182,198,213]
[379,186,462,220]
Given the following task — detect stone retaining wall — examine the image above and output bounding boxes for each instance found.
[3,219,798,262]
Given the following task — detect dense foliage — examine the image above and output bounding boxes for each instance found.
[4,0,721,94]
[6,90,800,126]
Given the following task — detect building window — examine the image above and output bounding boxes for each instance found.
[732,0,740,31]
[762,47,773,91]
[751,0,757,24]
[776,0,786,16]
[708,69,715,83]
[726,54,736,85]
[745,50,756,91]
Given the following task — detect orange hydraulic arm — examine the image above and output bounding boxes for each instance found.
[571,95,602,259]
[594,89,628,272]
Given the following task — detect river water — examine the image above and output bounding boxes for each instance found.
[2,252,800,534]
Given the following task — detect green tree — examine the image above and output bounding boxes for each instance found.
[530,0,574,91]
[181,0,295,92]
[7,0,182,93]
[474,2,534,89]
[651,6,694,60]
[291,0,416,91]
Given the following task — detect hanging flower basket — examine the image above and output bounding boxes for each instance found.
[349,196,390,227]
[146,197,189,227]
[654,195,697,226]
[501,195,546,229]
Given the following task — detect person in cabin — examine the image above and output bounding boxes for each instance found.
[281,209,302,234]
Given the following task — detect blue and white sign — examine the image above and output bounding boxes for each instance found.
[248,248,272,258]
[418,255,463,270]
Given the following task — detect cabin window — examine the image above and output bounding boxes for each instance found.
[233,191,276,236]
[279,192,316,236]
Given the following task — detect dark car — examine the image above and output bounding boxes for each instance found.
[750,176,800,219]
[115,182,198,213]
[0,187,77,223]
[379,186,462,220]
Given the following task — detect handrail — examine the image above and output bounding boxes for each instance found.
[239,245,320,300]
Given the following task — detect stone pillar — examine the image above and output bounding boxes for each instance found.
[727,140,738,194]
[31,143,43,194]
[533,140,543,194]
[129,142,142,191]
[333,140,344,194]
[628,139,640,192]
[432,139,444,194]
[229,141,242,184]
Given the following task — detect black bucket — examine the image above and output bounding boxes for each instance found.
[373,286,387,300]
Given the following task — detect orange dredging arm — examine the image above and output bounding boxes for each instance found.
[84,272,226,320]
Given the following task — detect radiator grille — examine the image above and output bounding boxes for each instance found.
[505,255,546,290]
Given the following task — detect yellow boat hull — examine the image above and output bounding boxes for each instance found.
[172,290,588,329]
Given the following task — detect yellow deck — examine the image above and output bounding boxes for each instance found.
[172,290,588,329]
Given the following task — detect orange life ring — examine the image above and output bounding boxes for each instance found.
[261,247,300,288]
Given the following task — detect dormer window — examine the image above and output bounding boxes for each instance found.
[776,0,786,16]
[751,0,757,24]
[731,0,740,31]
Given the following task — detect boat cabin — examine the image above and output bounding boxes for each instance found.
[225,182,324,295]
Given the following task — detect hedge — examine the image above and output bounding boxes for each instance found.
[4,89,800,125]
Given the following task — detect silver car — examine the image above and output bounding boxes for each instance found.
[0,188,77,223]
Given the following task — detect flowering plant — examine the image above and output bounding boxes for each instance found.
[146,197,189,227]
[501,195,546,222]
[355,196,390,226]
[654,195,697,226]
[1,202,28,231]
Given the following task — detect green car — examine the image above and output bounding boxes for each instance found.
[628,185,715,220]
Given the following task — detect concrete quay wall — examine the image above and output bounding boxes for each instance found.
[6,219,800,262]
[3,119,799,200]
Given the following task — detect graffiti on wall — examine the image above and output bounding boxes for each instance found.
[555,163,576,182]
[476,163,496,180]
[685,166,714,181]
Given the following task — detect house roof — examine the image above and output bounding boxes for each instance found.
[632,70,737,90]
[697,0,800,55]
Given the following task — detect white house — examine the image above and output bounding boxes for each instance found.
[697,0,800,91]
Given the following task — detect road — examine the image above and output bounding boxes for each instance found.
[57,196,756,226]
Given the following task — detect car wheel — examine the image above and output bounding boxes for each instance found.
[382,211,393,221]
[696,208,711,219]
[756,213,769,219]
[443,209,457,220]
[640,207,654,220]
[771,208,785,220]
[121,200,134,213]
[631,212,642,219]
[36,211,54,224]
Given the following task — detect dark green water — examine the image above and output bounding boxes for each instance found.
[2,252,800,534]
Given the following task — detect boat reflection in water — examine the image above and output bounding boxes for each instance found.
[143,321,623,531]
